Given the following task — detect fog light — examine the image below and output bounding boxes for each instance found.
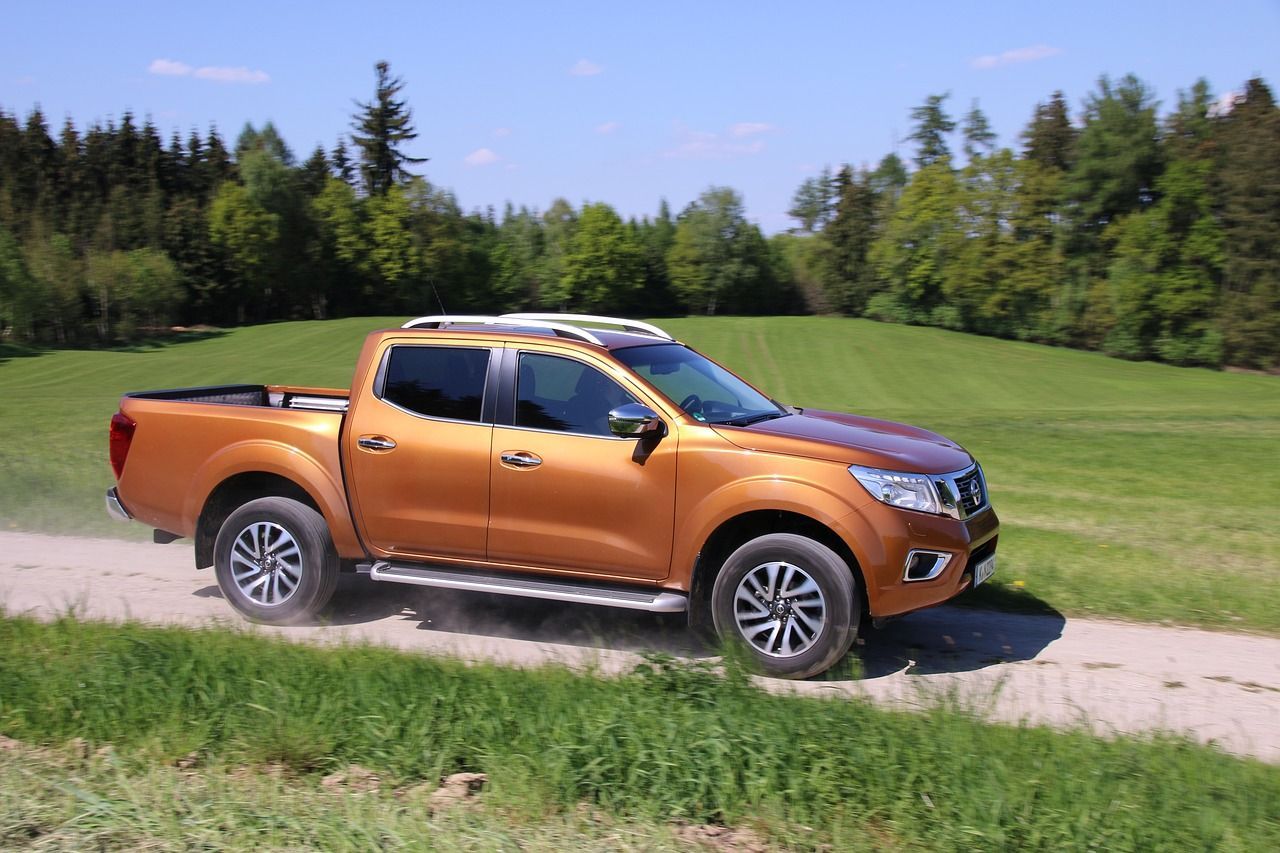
[903,549,952,582]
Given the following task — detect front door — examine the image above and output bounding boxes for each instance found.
[487,349,677,581]
[345,343,494,560]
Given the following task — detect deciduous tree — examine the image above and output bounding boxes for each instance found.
[558,202,644,311]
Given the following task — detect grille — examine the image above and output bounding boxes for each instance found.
[954,469,986,515]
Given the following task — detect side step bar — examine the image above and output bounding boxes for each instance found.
[367,562,688,613]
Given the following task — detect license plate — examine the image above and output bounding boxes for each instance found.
[973,554,996,587]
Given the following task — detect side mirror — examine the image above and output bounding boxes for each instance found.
[608,403,665,438]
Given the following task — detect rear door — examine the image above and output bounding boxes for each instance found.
[486,345,678,581]
[345,340,496,560]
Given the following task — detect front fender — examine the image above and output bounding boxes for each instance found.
[671,472,873,591]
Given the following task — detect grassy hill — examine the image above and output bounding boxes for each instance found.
[2,315,1276,632]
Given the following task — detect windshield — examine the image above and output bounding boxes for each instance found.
[613,343,787,426]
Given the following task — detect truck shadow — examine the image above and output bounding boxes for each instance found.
[274,575,1067,678]
[853,605,1066,680]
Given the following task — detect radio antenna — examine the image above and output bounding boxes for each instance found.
[430,280,447,315]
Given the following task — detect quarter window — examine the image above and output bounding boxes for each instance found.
[382,346,489,422]
[515,353,638,437]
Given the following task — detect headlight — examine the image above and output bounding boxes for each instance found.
[849,465,941,514]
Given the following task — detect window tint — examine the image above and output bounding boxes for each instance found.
[515,353,638,437]
[382,346,489,422]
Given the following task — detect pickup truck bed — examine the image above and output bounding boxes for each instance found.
[129,384,350,413]
[111,384,363,564]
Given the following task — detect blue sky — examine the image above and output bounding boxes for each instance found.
[4,1,1279,232]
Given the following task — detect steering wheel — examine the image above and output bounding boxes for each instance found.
[678,393,702,413]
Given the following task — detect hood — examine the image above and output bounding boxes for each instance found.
[711,408,972,473]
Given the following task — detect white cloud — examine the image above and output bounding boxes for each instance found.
[569,58,604,77]
[148,58,269,84]
[464,147,500,167]
[148,58,192,76]
[971,44,1062,70]
[194,65,270,84]
[663,124,767,160]
[493,127,512,138]
[730,122,774,138]
[595,121,621,135]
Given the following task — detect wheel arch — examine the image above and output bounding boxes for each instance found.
[196,472,324,569]
[687,509,869,634]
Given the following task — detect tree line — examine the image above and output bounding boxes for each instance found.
[786,77,1279,369]
[0,63,1276,369]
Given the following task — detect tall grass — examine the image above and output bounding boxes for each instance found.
[1,616,1276,850]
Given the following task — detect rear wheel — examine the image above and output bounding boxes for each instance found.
[213,497,338,625]
[711,533,858,679]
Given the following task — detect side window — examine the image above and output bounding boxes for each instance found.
[515,353,639,437]
[382,346,490,422]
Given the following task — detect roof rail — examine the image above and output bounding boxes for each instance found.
[401,315,605,346]
[501,313,673,340]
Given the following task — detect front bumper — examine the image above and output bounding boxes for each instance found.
[105,487,133,522]
[839,503,1000,618]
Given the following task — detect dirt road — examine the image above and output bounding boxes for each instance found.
[2,531,1277,763]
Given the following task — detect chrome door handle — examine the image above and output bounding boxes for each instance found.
[500,451,542,468]
[358,436,397,451]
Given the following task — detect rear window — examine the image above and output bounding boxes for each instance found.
[381,346,489,422]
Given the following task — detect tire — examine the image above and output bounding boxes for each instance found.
[213,497,339,625]
[711,533,859,679]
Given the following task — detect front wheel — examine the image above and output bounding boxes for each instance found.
[711,533,859,679]
[213,497,339,625]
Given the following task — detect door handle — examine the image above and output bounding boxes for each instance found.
[358,435,397,451]
[500,451,542,469]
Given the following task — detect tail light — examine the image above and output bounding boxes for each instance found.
[109,412,136,479]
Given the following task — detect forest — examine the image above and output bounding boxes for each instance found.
[0,62,1276,369]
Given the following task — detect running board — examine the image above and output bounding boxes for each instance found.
[367,562,687,613]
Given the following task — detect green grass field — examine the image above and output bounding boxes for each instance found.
[1,315,1277,631]
[2,616,1277,850]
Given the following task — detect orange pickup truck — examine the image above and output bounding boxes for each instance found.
[106,314,998,678]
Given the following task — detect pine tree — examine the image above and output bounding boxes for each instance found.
[204,128,234,188]
[331,138,354,185]
[235,121,293,166]
[821,166,880,314]
[1216,78,1280,368]
[20,108,57,218]
[351,61,427,196]
[1023,91,1076,172]
[962,100,996,162]
[908,93,956,167]
[300,145,331,197]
